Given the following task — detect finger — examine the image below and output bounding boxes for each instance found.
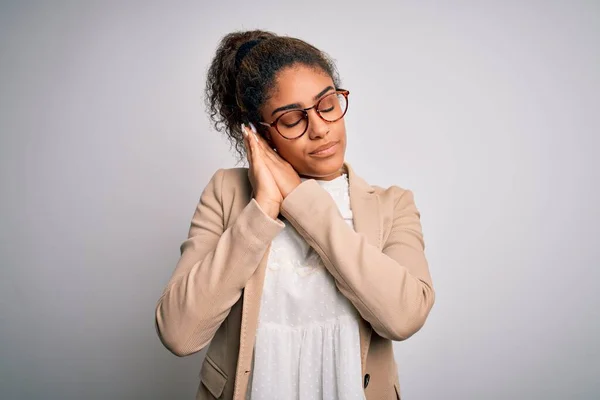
[251,132,264,157]
[245,138,252,166]
[255,136,285,167]
[254,133,281,160]
[254,133,280,169]
[249,130,262,166]
[241,124,252,165]
[253,131,268,150]
[252,132,275,159]
[262,143,279,165]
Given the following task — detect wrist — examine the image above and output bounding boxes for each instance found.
[255,196,280,219]
[282,178,302,198]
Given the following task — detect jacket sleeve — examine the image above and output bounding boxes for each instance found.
[155,169,284,356]
[280,180,434,341]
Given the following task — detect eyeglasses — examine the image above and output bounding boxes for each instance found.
[259,90,350,140]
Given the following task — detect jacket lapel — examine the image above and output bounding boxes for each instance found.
[234,242,270,399]
[344,161,380,247]
[233,184,270,399]
[344,161,379,375]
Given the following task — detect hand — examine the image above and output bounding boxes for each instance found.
[242,124,282,219]
[252,131,302,198]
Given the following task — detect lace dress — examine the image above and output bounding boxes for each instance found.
[247,173,366,400]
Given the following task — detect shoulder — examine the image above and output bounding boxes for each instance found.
[206,167,248,184]
[205,167,251,197]
[346,162,416,208]
[371,184,414,202]
[374,187,419,220]
[211,167,248,183]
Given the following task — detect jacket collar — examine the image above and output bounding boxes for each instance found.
[344,161,375,195]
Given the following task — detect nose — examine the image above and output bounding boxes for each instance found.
[307,108,329,140]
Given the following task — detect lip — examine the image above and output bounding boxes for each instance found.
[310,141,339,156]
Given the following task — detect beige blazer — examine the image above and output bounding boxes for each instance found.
[155,162,435,399]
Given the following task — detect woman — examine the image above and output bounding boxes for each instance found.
[155,30,435,400]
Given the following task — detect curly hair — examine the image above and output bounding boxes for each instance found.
[204,30,341,161]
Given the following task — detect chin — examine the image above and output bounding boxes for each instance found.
[302,153,345,179]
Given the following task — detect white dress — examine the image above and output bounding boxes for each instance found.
[247,173,366,400]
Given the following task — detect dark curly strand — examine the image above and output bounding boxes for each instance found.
[205,30,341,161]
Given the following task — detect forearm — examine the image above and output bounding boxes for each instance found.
[280,180,434,340]
[156,198,284,356]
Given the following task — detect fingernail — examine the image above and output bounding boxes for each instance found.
[249,122,257,133]
[241,123,247,137]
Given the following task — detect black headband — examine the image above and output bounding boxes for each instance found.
[234,39,262,70]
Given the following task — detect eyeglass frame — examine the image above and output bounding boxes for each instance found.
[257,89,350,140]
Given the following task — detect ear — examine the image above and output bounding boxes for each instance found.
[265,132,275,147]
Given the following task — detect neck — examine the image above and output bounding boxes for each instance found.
[300,169,344,181]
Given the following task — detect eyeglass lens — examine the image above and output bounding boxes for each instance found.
[277,92,348,139]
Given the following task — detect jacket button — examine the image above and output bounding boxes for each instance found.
[363,373,370,388]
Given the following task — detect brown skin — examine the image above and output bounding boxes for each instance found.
[262,65,347,181]
[242,129,284,219]
[243,65,348,219]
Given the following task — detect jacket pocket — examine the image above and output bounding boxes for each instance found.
[199,356,228,399]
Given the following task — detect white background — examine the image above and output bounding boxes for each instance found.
[1,1,598,399]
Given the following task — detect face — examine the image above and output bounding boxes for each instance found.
[259,65,347,180]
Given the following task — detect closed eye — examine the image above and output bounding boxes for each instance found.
[282,119,303,128]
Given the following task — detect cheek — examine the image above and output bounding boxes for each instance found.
[275,140,305,160]
[335,120,347,137]
[271,136,310,166]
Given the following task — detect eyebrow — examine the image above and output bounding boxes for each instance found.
[270,85,335,116]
